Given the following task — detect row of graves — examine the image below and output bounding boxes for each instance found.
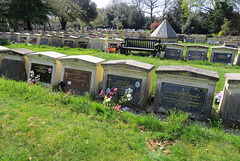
[0,45,240,127]
[162,43,240,65]
[184,34,240,48]
[0,30,151,51]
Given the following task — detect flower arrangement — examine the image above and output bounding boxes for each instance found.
[99,87,133,111]
[28,71,40,85]
[215,91,223,104]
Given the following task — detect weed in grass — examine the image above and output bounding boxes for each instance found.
[163,110,189,140]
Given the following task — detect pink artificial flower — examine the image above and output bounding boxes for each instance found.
[109,96,113,99]
[110,92,114,96]
[114,88,118,92]
[114,105,121,111]
[99,90,104,97]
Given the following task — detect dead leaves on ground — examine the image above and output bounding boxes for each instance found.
[147,139,174,155]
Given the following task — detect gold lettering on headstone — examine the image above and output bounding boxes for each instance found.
[34,65,48,73]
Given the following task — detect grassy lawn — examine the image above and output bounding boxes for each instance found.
[0,43,240,160]
[0,78,240,160]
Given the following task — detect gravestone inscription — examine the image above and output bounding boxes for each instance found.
[31,63,52,83]
[20,37,27,43]
[165,48,181,60]
[78,41,88,48]
[106,74,142,104]
[212,53,232,64]
[40,38,49,45]
[29,38,37,44]
[64,40,74,48]
[187,51,206,61]
[159,83,207,113]
[1,58,26,81]
[63,68,91,93]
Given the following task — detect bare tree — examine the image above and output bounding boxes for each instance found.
[142,0,160,22]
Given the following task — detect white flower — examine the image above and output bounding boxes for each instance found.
[127,94,132,101]
[106,98,111,103]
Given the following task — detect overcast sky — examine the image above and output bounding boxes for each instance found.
[92,0,111,8]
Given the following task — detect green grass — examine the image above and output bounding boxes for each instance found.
[0,78,240,160]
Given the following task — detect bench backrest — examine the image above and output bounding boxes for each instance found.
[124,38,160,49]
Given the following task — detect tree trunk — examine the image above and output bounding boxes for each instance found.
[26,19,33,31]
[60,18,67,30]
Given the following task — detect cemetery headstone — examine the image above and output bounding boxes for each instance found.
[154,65,219,120]
[27,51,66,85]
[51,36,63,47]
[185,45,209,61]
[90,38,107,51]
[224,41,238,48]
[40,34,52,46]
[210,46,237,65]
[1,48,36,81]
[29,34,40,45]
[163,43,185,60]
[234,48,240,66]
[195,35,206,44]
[186,37,195,43]
[59,55,105,95]
[218,73,240,127]
[101,60,155,108]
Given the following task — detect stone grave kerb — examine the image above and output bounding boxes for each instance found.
[101,60,155,108]
[27,51,66,85]
[185,45,209,61]
[154,65,219,120]
[218,73,240,126]
[1,48,36,81]
[163,43,185,60]
[59,55,105,96]
[210,46,237,65]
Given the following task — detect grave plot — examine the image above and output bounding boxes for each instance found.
[101,60,155,108]
[224,41,238,48]
[63,36,77,48]
[218,73,240,127]
[90,38,107,51]
[1,48,36,81]
[59,55,105,95]
[19,33,29,43]
[40,34,52,46]
[210,46,237,65]
[185,45,209,61]
[27,51,66,85]
[10,32,20,43]
[29,34,40,45]
[163,43,185,60]
[51,36,63,47]
[186,37,195,43]
[154,65,219,120]
[77,38,89,49]
[195,35,206,44]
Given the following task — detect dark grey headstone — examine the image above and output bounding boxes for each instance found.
[40,38,49,45]
[213,53,232,64]
[31,63,52,83]
[187,51,207,61]
[1,58,26,81]
[159,82,207,113]
[78,41,88,48]
[165,48,181,60]
[106,74,142,104]
[20,37,27,43]
[64,40,74,48]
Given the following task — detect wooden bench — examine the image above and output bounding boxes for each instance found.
[119,38,161,56]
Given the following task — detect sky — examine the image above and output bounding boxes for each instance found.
[92,0,111,8]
